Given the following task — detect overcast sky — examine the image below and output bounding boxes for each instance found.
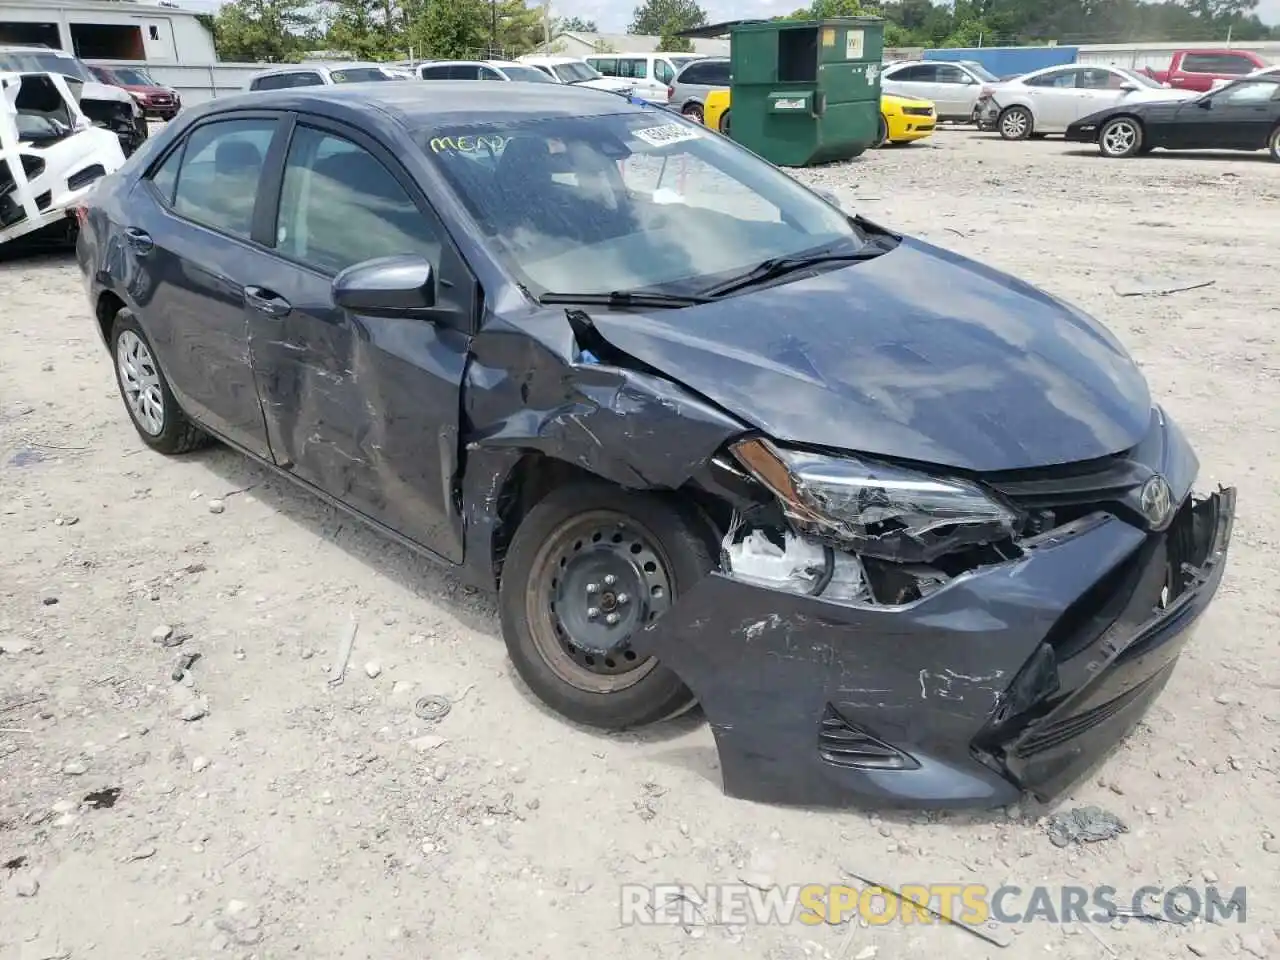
[182,0,1280,34]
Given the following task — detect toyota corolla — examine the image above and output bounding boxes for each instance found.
[76,82,1234,809]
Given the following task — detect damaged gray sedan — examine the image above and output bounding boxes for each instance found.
[77,82,1235,809]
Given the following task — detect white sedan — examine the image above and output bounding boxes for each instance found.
[975,64,1198,140]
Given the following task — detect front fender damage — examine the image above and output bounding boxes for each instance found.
[456,309,748,588]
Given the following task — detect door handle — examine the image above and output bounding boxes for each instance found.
[125,227,153,255]
[244,286,292,318]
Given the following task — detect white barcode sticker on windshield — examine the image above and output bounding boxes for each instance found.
[632,123,702,147]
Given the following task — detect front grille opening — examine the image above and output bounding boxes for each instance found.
[35,190,52,211]
[1039,551,1147,660]
[819,705,919,770]
[68,164,105,191]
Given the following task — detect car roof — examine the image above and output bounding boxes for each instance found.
[194,81,648,127]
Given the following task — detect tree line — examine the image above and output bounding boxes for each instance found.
[207,0,1277,65]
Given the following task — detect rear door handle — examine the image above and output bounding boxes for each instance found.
[244,286,292,318]
[125,227,153,255]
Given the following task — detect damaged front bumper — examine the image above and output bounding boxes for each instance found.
[634,487,1234,809]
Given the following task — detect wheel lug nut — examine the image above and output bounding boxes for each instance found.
[586,582,599,594]
[616,593,629,605]
[606,613,620,625]
[604,575,617,586]
[587,607,599,619]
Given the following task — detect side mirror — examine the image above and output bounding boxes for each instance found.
[1119,82,1139,92]
[332,255,436,315]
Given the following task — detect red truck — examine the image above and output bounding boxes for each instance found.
[1141,49,1270,92]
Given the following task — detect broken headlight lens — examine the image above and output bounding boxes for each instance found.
[730,437,1019,563]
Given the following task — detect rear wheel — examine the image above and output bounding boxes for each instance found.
[498,482,713,729]
[998,105,1033,141]
[718,109,731,137]
[110,309,208,454]
[682,102,704,124]
[875,114,890,148]
[1269,125,1280,162]
[1099,116,1143,158]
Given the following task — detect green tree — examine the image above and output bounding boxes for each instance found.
[498,0,546,54]
[213,0,317,62]
[557,15,598,31]
[629,0,707,35]
[408,0,488,58]
[326,0,398,58]
[657,24,695,49]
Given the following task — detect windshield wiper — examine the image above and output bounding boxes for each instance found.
[699,243,894,299]
[538,290,712,309]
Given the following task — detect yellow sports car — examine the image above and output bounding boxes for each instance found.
[701,89,936,148]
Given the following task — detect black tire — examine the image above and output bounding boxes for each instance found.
[718,109,731,137]
[498,481,713,730]
[1098,116,1143,159]
[875,114,889,148]
[682,102,704,124]
[998,105,1033,141]
[110,309,208,455]
[1269,125,1280,163]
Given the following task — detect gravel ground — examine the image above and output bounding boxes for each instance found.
[1,127,1278,960]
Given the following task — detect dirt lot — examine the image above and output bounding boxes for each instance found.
[1,127,1278,960]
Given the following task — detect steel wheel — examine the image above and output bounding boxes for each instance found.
[524,510,674,695]
[999,106,1032,140]
[1100,117,1142,158]
[116,329,165,435]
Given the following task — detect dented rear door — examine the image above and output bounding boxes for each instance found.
[247,115,475,563]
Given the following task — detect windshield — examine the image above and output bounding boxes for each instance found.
[552,61,601,83]
[501,65,556,83]
[112,67,158,86]
[331,67,396,83]
[421,111,858,297]
[0,51,93,82]
[961,61,999,82]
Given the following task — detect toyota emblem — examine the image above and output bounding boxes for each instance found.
[1139,474,1174,528]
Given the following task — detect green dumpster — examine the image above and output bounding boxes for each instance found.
[726,17,885,167]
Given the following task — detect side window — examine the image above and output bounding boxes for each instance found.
[620,58,648,79]
[1219,80,1278,104]
[655,60,673,84]
[420,65,450,79]
[290,72,325,87]
[171,119,276,239]
[1077,68,1115,89]
[592,58,618,76]
[480,67,504,80]
[252,74,284,91]
[449,64,481,80]
[148,143,184,205]
[274,126,442,276]
[678,63,706,84]
[1027,69,1076,88]
[900,64,938,82]
[705,60,731,84]
[935,64,969,84]
[1185,54,1255,75]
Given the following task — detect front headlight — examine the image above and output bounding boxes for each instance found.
[731,437,1019,563]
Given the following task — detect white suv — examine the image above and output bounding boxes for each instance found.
[584,52,705,104]
[517,56,635,96]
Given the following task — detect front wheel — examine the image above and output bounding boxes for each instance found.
[718,109,731,137]
[682,102,704,124]
[998,106,1033,141]
[1269,125,1280,162]
[1099,116,1143,158]
[875,114,890,148]
[498,482,713,730]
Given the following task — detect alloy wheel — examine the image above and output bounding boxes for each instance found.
[1101,119,1139,157]
[1000,108,1030,139]
[525,511,673,694]
[116,330,165,435]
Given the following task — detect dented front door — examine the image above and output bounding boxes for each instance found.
[246,118,473,563]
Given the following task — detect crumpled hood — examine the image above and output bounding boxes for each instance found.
[587,237,1152,473]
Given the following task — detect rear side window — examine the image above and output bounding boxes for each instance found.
[680,60,730,85]
[619,58,649,79]
[169,118,276,239]
[274,126,442,275]
[149,143,183,205]
[330,67,392,83]
[655,60,674,84]
[590,58,618,76]
[1183,53,1255,74]
[892,64,938,82]
[420,65,450,79]
[1026,69,1078,88]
